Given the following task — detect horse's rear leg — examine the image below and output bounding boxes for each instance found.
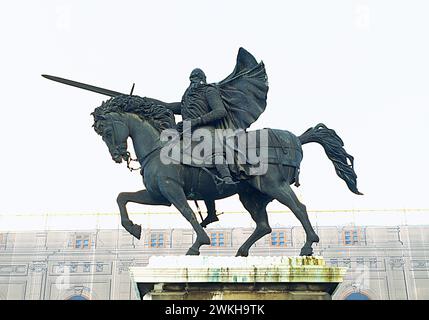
[117,190,171,239]
[236,189,272,257]
[267,184,319,256]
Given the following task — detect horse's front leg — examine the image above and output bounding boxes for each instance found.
[159,179,210,255]
[117,190,171,239]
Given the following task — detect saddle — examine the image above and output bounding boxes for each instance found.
[161,128,303,182]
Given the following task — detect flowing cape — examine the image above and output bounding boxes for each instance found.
[216,47,269,129]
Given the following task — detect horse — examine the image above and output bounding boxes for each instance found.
[91,95,362,256]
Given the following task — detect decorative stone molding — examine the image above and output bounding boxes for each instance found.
[118,260,135,273]
[29,262,47,273]
[389,257,405,269]
[410,260,429,270]
[0,264,28,275]
[335,285,376,300]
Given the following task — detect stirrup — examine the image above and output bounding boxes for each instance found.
[215,175,239,186]
[224,177,239,185]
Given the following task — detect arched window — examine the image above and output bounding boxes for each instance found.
[67,295,88,300]
[345,292,370,300]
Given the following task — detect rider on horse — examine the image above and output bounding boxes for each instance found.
[146,68,236,185]
[144,48,269,186]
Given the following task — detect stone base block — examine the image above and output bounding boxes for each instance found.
[130,256,347,300]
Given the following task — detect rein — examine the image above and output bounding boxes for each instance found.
[126,153,141,172]
[110,118,161,173]
[126,144,162,173]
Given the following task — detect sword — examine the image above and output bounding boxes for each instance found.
[42,74,129,97]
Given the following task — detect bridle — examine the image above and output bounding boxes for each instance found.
[126,144,162,173]
[126,153,141,172]
[109,119,162,173]
[109,119,141,172]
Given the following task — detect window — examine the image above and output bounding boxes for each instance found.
[96,263,104,272]
[74,234,91,249]
[343,228,359,245]
[83,263,91,273]
[67,295,88,300]
[270,231,286,247]
[343,258,351,267]
[345,292,370,300]
[369,257,377,269]
[148,232,165,248]
[210,232,225,247]
[69,263,77,273]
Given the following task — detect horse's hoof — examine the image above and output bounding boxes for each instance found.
[186,247,200,256]
[300,246,313,256]
[235,248,249,257]
[130,224,142,240]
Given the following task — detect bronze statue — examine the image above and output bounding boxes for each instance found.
[43,48,362,256]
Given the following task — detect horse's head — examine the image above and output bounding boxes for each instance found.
[92,95,176,165]
[93,112,130,164]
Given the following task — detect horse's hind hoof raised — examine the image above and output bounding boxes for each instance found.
[186,247,200,256]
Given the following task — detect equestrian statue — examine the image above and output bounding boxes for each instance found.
[42,48,362,256]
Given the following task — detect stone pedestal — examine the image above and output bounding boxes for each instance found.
[130,256,347,300]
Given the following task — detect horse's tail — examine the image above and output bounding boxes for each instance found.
[298,123,363,195]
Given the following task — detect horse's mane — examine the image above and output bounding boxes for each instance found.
[92,95,176,132]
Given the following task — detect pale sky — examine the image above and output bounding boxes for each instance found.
[0,1,428,229]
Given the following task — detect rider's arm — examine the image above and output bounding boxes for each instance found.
[144,97,181,115]
[197,86,227,125]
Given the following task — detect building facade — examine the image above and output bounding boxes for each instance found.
[0,224,428,300]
